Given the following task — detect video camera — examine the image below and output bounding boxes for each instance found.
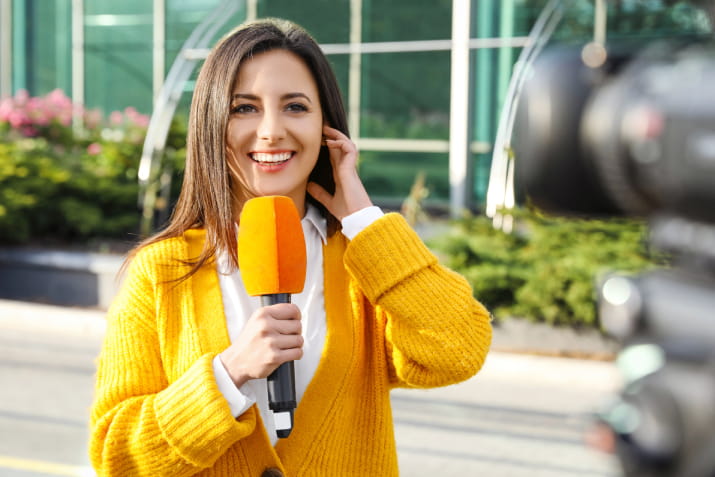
[509,14,715,477]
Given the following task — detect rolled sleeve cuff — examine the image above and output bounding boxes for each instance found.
[212,355,256,418]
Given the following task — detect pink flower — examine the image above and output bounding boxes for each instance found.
[14,89,29,105]
[47,89,72,109]
[27,96,42,111]
[121,106,149,128]
[109,111,124,126]
[8,110,29,128]
[58,112,72,127]
[84,109,102,129]
[87,142,102,155]
[133,113,150,128]
[0,98,14,121]
[21,125,38,137]
[33,112,50,126]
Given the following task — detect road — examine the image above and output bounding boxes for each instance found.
[0,300,622,476]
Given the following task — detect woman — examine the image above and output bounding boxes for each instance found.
[89,18,492,477]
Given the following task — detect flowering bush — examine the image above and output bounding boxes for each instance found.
[0,89,183,245]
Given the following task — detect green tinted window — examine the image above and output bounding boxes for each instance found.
[84,1,153,114]
[359,151,449,205]
[360,51,450,140]
[165,0,222,73]
[362,0,452,42]
[257,0,350,43]
[13,0,72,96]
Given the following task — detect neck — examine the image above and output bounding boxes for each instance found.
[233,194,307,223]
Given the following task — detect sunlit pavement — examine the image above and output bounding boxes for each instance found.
[393,351,622,476]
[0,299,622,477]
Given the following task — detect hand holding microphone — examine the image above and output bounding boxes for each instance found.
[230,195,307,438]
[219,303,303,387]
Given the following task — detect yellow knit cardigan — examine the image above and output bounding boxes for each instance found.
[89,213,492,476]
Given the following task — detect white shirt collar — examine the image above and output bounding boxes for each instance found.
[303,202,328,245]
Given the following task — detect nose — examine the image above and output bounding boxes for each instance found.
[257,109,286,142]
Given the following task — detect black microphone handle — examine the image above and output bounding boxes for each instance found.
[261,293,296,438]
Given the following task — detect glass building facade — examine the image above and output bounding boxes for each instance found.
[2,0,709,213]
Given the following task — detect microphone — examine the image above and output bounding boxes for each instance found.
[237,196,307,438]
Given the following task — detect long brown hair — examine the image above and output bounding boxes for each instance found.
[128,18,349,278]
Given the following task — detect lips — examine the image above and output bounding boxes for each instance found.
[250,152,293,164]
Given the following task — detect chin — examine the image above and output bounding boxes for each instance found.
[253,186,302,199]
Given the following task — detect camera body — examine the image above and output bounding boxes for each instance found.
[511,38,715,477]
[513,40,715,222]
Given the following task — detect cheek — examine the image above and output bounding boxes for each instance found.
[226,126,238,149]
[225,121,248,151]
[306,121,325,151]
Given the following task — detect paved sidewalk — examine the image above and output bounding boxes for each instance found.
[0,299,624,476]
[0,299,620,358]
[0,299,106,338]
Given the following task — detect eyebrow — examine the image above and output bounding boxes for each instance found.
[231,92,313,103]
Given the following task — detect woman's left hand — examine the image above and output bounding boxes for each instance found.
[307,125,372,220]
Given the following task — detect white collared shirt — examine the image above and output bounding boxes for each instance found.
[212,204,383,445]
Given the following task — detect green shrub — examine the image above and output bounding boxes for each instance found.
[429,210,666,329]
[0,89,185,245]
[430,214,529,317]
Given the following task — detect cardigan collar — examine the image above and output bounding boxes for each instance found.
[184,227,355,467]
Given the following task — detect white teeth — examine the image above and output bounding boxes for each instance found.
[251,152,292,163]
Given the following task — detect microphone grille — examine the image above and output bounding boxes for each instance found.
[238,196,307,296]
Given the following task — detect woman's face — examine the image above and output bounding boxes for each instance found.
[226,48,324,216]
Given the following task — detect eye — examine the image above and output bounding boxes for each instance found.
[231,104,257,114]
[285,102,309,113]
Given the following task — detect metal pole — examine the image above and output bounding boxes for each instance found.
[594,0,607,46]
[0,0,12,96]
[348,0,362,138]
[71,0,84,125]
[247,0,257,21]
[448,0,471,217]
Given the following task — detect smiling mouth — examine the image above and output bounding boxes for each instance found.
[250,152,293,164]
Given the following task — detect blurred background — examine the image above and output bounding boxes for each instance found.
[1,0,714,476]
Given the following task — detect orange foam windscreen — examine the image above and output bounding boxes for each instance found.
[238,196,307,296]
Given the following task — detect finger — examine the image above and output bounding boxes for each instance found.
[279,347,304,362]
[323,126,356,154]
[273,318,302,336]
[325,137,355,154]
[323,124,347,140]
[273,333,304,351]
[264,303,301,321]
[324,140,351,171]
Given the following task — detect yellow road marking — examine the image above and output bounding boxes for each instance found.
[0,455,94,476]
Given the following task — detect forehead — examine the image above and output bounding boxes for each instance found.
[233,49,318,94]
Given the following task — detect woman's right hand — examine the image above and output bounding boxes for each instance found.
[219,303,303,388]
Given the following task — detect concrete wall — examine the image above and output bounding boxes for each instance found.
[0,249,124,309]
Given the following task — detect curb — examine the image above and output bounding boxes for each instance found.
[491,317,620,361]
[0,299,106,339]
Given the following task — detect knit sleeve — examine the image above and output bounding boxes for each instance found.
[343,213,492,388]
[89,249,254,476]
